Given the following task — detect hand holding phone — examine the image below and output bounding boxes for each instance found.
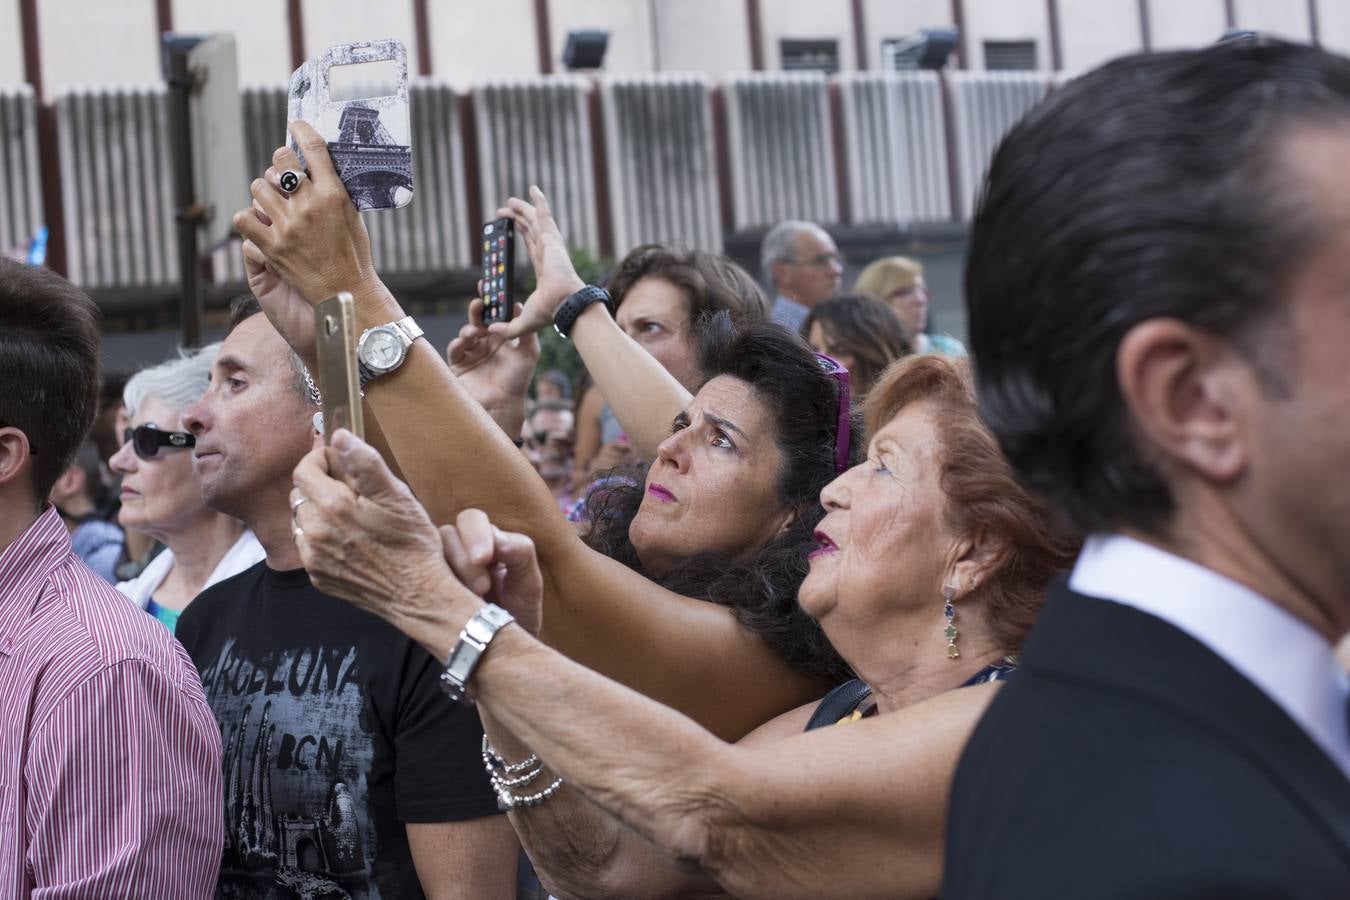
[315,292,365,444]
[481,218,515,325]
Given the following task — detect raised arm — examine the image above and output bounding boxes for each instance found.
[291,451,995,900]
[491,187,692,461]
[237,124,821,740]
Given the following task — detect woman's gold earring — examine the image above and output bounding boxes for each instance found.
[943,585,960,659]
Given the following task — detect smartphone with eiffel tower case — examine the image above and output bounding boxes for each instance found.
[287,39,413,211]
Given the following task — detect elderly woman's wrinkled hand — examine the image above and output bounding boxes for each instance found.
[291,429,473,636]
[439,509,544,637]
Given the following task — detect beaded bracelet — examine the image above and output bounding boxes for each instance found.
[497,774,565,811]
[483,736,564,810]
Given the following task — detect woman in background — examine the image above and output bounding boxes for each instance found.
[802,293,914,396]
[854,255,966,356]
[112,343,264,631]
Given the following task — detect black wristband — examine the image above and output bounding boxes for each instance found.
[553,285,614,339]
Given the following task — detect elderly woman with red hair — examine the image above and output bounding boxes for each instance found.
[289,354,1078,899]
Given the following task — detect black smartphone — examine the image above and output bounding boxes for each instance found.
[481,218,515,325]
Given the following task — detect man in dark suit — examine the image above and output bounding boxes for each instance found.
[944,38,1350,898]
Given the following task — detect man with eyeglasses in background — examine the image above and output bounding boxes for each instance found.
[761,219,845,331]
[0,258,222,895]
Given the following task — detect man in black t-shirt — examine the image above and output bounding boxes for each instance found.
[177,298,516,899]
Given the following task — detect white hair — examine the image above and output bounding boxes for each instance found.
[123,342,221,419]
[761,220,820,288]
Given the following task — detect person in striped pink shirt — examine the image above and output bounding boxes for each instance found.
[0,259,223,897]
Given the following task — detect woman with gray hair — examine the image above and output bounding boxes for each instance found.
[111,343,264,631]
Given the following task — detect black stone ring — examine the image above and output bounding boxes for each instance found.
[279,169,306,194]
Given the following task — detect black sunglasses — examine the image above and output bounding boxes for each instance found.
[124,423,195,460]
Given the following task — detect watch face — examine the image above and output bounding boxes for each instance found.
[362,328,403,370]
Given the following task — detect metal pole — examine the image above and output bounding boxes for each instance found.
[165,43,205,348]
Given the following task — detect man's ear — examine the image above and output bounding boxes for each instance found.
[0,428,34,492]
[1116,318,1249,486]
[48,464,83,503]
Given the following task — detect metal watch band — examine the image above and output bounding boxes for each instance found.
[553,285,613,339]
[438,603,516,704]
[357,315,424,387]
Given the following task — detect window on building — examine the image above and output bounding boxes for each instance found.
[984,40,1037,71]
[780,39,840,74]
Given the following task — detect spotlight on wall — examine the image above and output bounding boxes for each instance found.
[563,29,609,71]
[881,27,959,71]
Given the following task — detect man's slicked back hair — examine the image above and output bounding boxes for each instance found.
[0,259,102,502]
[967,39,1350,534]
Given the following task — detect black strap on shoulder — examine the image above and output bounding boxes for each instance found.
[805,678,873,731]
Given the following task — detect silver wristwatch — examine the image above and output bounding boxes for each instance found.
[356,315,424,387]
[439,603,516,704]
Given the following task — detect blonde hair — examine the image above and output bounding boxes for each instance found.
[853,256,924,303]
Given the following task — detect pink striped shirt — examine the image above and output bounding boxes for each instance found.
[0,506,223,898]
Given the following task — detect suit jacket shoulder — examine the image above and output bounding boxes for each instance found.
[942,580,1350,900]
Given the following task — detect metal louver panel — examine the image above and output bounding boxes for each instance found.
[0,85,44,257]
[946,71,1051,221]
[473,77,597,252]
[835,71,951,226]
[600,74,720,256]
[723,72,837,231]
[56,85,177,291]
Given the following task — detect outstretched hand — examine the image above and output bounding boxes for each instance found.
[291,429,480,637]
[489,186,586,340]
[232,120,386,360]
[439,509,544,637]
[447,297,540,418]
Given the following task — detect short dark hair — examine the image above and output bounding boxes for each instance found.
[967,39,1350,534]
[801,293,914,395]
[0,260,102,503]
[225,294,317,406]
[606,245,770,329]
[581,313,862,684]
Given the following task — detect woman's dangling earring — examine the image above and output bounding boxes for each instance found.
[943,585,960,659]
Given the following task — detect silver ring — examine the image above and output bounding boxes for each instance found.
[290,494,309,512]
[279,169,306,194]
[292,524,304,540]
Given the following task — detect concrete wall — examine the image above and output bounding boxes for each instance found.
[1147,0,1228,51]
[1235,0,1311,43]
[429,0,538,87]
[10,0,1346,97]
[38,0,161,94]
[0,0,23,86]
[173,0,290,85]
[1059,0,1143,71]
[1318,0,1350,56]
[653,0,751,76]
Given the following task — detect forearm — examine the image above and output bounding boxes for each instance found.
[398,598,737,875]
[570,302,692,461]
[348,280,571,553]
[481,709,721,900]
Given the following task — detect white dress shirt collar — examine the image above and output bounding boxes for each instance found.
[1070,533,1350,777]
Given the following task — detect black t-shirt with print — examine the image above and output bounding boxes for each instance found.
[176,562,499,899]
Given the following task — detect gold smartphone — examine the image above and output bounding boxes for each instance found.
[315,292,365,444]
